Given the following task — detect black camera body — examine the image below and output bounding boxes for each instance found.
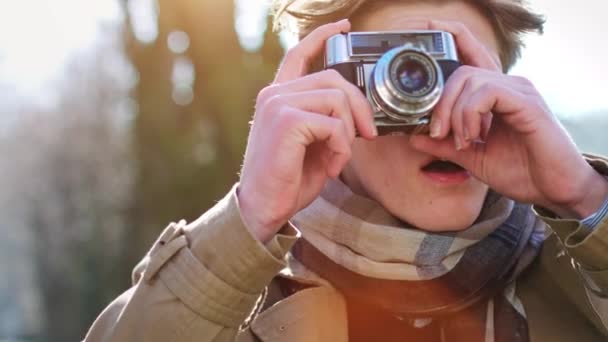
[325,31,461,135]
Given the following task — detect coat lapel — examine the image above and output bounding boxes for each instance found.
[251,286,348,342]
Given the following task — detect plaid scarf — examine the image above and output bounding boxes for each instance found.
[290,179,546,341]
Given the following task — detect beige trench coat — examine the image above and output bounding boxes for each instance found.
[84,156,608,341]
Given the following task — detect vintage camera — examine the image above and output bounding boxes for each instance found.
[325,31,461,135]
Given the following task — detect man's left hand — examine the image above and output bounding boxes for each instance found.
[410,20,608,219]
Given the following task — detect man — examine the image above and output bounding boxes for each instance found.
[85,0,608,341]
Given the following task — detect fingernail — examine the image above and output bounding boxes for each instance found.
[430,120,441,138]
[454,136,462,151]
[338,18,350,25]
[372,125,378,137]
[463,127,470,141]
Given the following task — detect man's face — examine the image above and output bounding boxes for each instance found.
[342,1,500,232]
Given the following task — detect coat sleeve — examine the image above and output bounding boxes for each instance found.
[83,185,299,342]
[534,154,608,332]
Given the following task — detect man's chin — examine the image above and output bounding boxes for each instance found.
[409,217,478,232]
[387,193,487,232]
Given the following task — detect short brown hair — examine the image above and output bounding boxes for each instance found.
[272,0,544,72]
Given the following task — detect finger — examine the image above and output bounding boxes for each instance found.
[274,19,351,83]
[430,66,476,139]
[260,69,376,139]
[277,107,352,178]
[461,97,484,147]
[451,77,484,150]
[450,85,470,150]
[327,150,351,179]
[410,134,487,182]
[432,66,498,141]
[262,89,356,142]
[467,83,528,130]
[508,75,537,93]
[480,112,493,142]
[429,20,501,71]
[409,134,471,168]
[303,114,352,178]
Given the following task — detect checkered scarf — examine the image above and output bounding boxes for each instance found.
[291,179,547,341]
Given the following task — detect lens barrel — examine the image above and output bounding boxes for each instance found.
[370,45,444,122]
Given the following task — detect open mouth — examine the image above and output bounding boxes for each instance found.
[420,159,470,184]
[421,159,465,173]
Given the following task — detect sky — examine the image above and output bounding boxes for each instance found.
[0,0,123,105]
[508,0,608,116]
[0,0,606,117]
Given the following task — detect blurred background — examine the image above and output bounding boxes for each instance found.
[0,0,606,341]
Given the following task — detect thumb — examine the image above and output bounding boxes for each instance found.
[409,134,475,167]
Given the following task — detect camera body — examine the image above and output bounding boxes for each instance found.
[325,31,461,135]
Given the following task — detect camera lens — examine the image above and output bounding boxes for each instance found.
[390,52,436,98]
[369,45,444,122]
[396,59,430,95]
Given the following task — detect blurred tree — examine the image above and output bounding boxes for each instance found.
[1,0,285,340]
[120,0,283,273]
[4,41,135,341]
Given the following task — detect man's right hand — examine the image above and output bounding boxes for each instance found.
[238,19,377,243]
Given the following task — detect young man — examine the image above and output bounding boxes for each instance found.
[85,0,608,341]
